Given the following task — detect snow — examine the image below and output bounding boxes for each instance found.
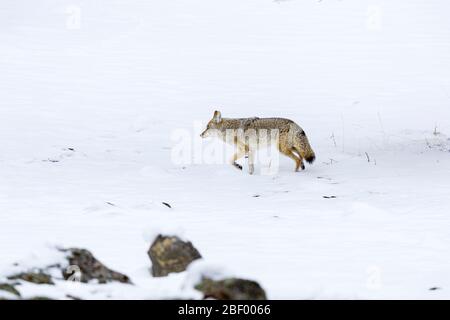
[1,0,450,299]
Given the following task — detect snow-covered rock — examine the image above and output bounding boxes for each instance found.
[195,277,267,300]
[148,235,202,277]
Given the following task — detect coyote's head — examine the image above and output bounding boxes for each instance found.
[200,110,223,138]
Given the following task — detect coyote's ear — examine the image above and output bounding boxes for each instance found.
[213,110,222,123]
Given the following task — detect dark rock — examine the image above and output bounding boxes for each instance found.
[8,272,54,285]
[0,283,20,297]
[61,248,131,284]
[28,296,54,300]
[148,235,202,277]
[195,277,267,300]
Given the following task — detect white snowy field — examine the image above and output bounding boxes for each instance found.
[1,0,450,299]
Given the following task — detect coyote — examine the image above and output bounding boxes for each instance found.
[200,110,315,174]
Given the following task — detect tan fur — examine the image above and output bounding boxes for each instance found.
[200,110,315,174]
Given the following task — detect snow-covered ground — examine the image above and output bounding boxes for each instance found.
[1,0,450,299]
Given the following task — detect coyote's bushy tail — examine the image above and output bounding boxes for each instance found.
[304,147,316,164]
[295,131,316,164]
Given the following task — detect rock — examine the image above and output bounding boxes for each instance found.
[195,278,267,300]
[148,235,202,277]
[0,283,20,297]
[61,248,131,284]
[8,271,54,285]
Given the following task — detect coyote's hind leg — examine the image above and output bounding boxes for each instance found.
[280,147,302,172]
[292,147,305,171]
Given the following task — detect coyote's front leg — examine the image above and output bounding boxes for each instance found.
[230,145,246,171]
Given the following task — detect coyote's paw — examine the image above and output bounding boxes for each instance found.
[233,163,243,170]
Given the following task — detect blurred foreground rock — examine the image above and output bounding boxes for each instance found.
[148,235,202,277]
[61,248,131,284]
[195,277,267,300]
[0,283,21,298]
[8,271,53,285]
[1,247,131,299]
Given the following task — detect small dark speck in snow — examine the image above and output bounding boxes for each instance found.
[429,287,442,291]
[253,195,260,198]
[162,202,172,208]
[106,202,116,207]
[323,196,337,199]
